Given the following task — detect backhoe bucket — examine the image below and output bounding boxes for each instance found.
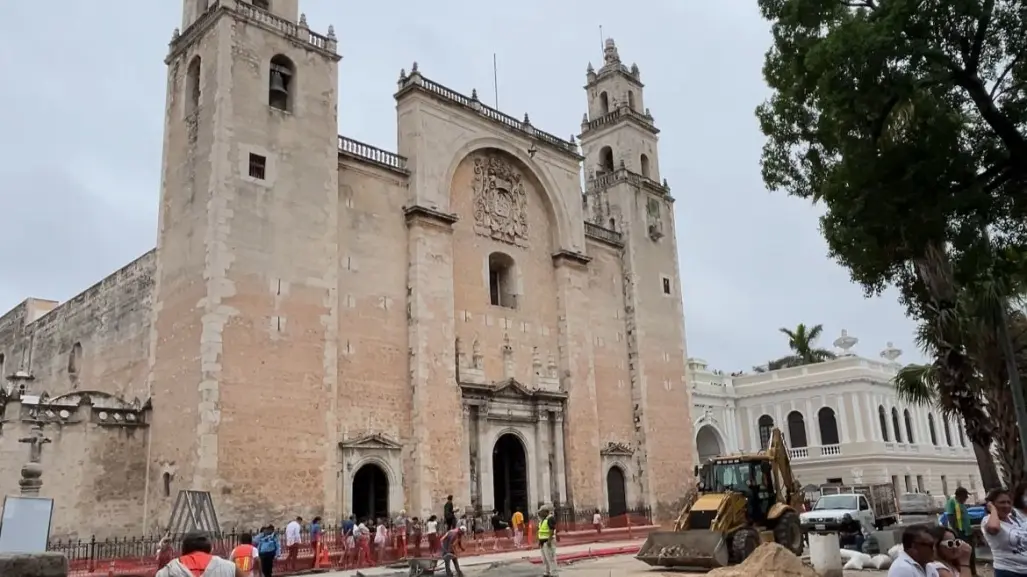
[635,530,729,569]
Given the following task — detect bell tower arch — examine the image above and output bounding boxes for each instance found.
[145,0,342,527]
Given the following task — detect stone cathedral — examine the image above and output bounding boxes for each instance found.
[0,0,695,537]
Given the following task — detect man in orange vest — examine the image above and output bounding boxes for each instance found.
[229,533,260,577]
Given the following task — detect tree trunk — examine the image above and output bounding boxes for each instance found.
[972,441,1003,491]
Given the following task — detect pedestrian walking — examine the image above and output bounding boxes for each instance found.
[256,526,280,577]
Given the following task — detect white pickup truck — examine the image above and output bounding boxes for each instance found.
[800,484,898,534]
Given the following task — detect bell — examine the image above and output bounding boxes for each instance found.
[270,71,288,97]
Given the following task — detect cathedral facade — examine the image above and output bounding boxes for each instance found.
[0,0,695,537]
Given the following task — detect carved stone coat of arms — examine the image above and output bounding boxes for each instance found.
[472,155,529,247]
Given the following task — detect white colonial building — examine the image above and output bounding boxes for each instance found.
[689,331,983,500]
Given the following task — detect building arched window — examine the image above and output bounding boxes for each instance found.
[269,54,295,112]
[928,413,938,445]
[943,419,953,446]
[627,91,635,110]
[599,146,614,173]
[904,409,915,444]
[599,92,609,115]
[488,252,517,309]
[757,415,774,450]
[818,407,840,445]
[185,55,201,116]
[957,424,966,447]
[878,405,889,442]
[786,411,808,448]
[640,154,651,178]
[252,0,270,9]
[891,407,903,443]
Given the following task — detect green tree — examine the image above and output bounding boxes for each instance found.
[890,245,1027,489]
[768,323,837,369]
[756,0,1027,486]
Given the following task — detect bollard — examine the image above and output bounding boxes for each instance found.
[809,532,843,577]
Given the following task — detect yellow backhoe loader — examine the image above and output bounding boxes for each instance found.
[636,427,804,570]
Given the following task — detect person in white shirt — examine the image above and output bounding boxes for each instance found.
[284,517,303,572]
[888,526,936,577]
[374,519,389,564]
[982,488,1027,577]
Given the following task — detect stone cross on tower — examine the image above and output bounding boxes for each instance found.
[18,423,50,496]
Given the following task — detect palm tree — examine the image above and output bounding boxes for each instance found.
[892,242,1025,490]
[768,323,837,369]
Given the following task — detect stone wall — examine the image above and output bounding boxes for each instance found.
[0,251,155,402]
[0,394,150,538]
[335,159,413,516]
[0,252,154,537]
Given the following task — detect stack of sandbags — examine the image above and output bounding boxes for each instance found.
[707,542,818,577]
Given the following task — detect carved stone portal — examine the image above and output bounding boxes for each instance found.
[472,154,529,247]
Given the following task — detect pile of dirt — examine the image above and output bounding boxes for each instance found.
[707,542,818,577]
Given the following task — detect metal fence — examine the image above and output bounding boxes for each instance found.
[49,505,653,573]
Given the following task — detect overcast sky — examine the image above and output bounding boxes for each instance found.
[0,0,921,372]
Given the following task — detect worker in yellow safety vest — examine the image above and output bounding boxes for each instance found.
[537,508,557,577]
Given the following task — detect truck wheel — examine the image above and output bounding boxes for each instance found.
[772,511,804,555]
[730,527,760,564]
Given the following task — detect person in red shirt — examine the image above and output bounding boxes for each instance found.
[229,533,261,577]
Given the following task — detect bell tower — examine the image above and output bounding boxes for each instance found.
[580,39,660,186]
[145,0,343,527]
[577,39,695,514]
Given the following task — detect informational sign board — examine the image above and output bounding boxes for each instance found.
[0,495,55,554]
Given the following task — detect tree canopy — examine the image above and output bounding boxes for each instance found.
[756,0,1027,295]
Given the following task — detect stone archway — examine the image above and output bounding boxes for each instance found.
[606,466,628,517]
[493,433,529,518]
[352,463,389,522]
[696,424,725,463]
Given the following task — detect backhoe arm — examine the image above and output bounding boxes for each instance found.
[766,428,799,506]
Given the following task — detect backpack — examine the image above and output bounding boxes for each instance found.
[231,545,255,572]
[257,535,277,554]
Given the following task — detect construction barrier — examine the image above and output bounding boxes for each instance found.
[57,511,658,576]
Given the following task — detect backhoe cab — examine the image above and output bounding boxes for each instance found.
[636,427,804,570]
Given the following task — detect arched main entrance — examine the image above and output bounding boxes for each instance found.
[492,433,528,518]
[606,466,628,517]
[352,463,389,522]
[696,425,725,463]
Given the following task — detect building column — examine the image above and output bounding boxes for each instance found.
[553,412,568,505]
[535,412,551,507]
[464,405,475,507]
[726,406,738,452]
[805,399,821,446]
[479,409,494,511]
[852,393,865,442]
[405,207,463,513]
[836,394,851,443]
[552,253,601,508]
[864,394,879,441]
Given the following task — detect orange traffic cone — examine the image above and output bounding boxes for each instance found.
[315,542,331,568]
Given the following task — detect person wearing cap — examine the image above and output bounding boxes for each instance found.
[537,507,557,577]
[440,525,467,577]
[946,487,977,576]
[156,531,242,577]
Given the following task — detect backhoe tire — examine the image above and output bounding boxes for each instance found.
[730,527,760,564]
[772,511,804,555]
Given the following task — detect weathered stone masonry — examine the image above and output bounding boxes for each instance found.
[0,1,695,536]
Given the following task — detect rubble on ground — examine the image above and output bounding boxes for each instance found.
[707,542,818,577]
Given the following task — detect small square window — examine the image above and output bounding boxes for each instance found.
[248,153,267,180]
[662,277,671,295]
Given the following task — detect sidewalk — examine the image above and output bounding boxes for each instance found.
[318,538,646,577]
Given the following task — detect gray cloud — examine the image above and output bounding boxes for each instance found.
[0,0,920,371]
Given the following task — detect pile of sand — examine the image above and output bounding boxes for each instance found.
[707,542,818,577]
